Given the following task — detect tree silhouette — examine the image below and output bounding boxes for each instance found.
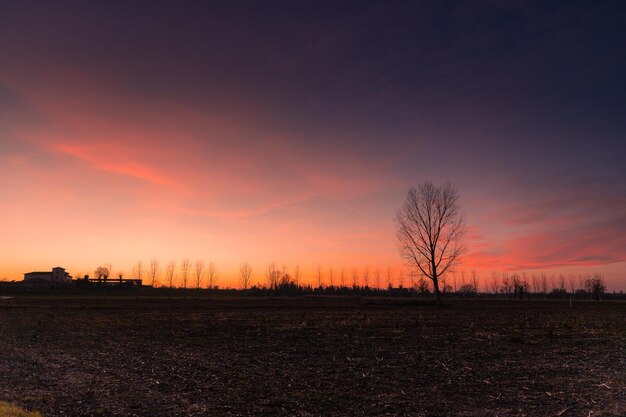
[149,259,160,287]
[267,262,280,290]
[585,275,606,301]
[294,265,301,288]
[180,258,190,289]
[165,261,176,289]
[94,265,110,282]
[240,263,252,290]
[317,265,323,288]
[395,182,465,305]
[351,268,359,288]
[194,260,205,289]
[207,261,217,289]
[132,260,143,282]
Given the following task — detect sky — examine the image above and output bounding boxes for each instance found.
[1,1,625,289]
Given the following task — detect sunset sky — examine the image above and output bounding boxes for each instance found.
[1,1,625,289]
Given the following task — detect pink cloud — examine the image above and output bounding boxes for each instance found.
[459,172,626,275]
[55,143,175,187]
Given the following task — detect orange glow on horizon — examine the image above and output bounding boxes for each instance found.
[1,37,624,291]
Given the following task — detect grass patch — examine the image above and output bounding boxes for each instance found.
[0,402,41,417]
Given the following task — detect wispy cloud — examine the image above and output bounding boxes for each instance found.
[55,143,175,187]
[465,175,626,271]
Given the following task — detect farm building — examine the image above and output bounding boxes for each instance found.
[23,267,72,284]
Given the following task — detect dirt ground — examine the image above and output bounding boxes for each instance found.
[0,296,624,416]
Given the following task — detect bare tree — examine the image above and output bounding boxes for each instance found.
[398,270,405,288]
[351,268,359,288]
[328,268,334,287]
[317,265,323,288]
[395,182,465,304]
[490,271,501,294]
[149,259,160,287]
[132,260,144,283]
[194,260,205,289]
[471,269,479,293]
[417,275,430,294]
[240,263,252,290]
[386,267,393,289]
[585,274,606,301]
[549,274,557,292]
[501,272,513,298]
[340,267,346,287]
[207,262,217,289]
[94,265,111,282]
[512,273,528,300]
[267,262,280,290]
[282,265,290,288]
[294,265,301,288]
[568,274,576,295]
[95,262,113,283]
[105,263,113,281]
[165,261,176,288]
[531,273,540,294]
[540,273,548,296]
[363,266,370,288]
[180,258,191,289]
[375,267,381,289]
[578,275,585,292]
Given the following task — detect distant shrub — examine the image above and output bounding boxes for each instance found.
[0,402,41,417]
[459,284,477,297]
[548,288,568,299]
[574,289,588,299]
[585,275,606,301]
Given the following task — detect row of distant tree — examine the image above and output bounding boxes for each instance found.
[90,260,217,289]
[81,261,612,301]
[73,182,618,304]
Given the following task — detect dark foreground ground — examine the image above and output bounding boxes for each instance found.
[0,296,624,417]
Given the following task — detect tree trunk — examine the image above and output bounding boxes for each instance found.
[433,275,441,305]
[432,255,441,305]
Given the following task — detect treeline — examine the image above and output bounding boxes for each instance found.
[436,271,611,301]
[76,260,621,301]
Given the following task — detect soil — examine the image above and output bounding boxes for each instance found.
[0,296,624,416]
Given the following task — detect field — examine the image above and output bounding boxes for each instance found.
[0,296,624,416]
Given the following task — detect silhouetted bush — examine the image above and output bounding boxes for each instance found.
[458,284,477,297]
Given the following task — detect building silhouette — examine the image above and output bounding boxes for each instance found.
[23,267,72,284]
